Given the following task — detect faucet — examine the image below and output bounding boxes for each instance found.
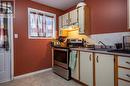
[98,41,107,49]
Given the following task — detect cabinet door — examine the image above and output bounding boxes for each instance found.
[59,16,62,28]
[95,53,114,86]
[80,52,93,86]
[71,51,79,80]
[62,13,69,27]
[78,6,85,34]
[69,9,78,25]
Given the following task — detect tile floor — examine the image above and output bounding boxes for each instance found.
[0,71,82,86]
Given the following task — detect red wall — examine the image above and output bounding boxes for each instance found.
[65,0,128,34]
[14,0,64,76]
[14,0,128,76]
[86,0,128,34]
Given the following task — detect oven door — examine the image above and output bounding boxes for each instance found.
[53,48,69,69]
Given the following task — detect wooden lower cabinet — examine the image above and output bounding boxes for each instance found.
[80,51,93,86]
[95,53,114,86]
[71,51,115,86]
[118,56,130,86]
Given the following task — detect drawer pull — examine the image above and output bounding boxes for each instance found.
[126,62,130,65]
[126,74,130,77]
[96,56,99,63]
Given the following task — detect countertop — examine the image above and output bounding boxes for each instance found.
[70,48,130,57]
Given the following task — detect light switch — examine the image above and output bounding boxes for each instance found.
[14,34,18,38]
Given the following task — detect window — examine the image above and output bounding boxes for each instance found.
[28,8,56,39]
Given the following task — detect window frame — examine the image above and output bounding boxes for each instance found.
[28,8,56,39]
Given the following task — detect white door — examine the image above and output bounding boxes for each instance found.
[0,15,12,83]
[80,51,93,86]
[95,53,114,86]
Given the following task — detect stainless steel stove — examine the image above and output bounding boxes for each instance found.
[52,47,70,80]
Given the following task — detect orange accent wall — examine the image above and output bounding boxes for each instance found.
[65,0,128,34]
[14,0,64,76]
[86,0,128,34]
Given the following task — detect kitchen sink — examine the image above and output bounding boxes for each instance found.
[89,48,111,51]
[107,49,130,54]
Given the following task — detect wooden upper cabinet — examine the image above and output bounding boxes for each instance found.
[58,6,90,35]
[59,16,62,29]
[78,6,90,35]
[62,13,69,27]
[78,7,85,34]
[69,9,78,25]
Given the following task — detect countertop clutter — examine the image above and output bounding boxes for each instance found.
[52,35,130,57]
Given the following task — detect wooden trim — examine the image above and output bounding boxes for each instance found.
[76,9,78,24]
[52,48,54,67]
[118,66,130,70]
[93,53,96,86]
[84,6,90,35]
[72,78,88,86]
[118,78,130,83]
[78,51,80,80]
[114,55,118,86]
[14,68,52,80]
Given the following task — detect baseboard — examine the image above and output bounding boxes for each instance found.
[0,79,11,84]
[14,68,52,80]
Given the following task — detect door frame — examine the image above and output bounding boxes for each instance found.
[0,15,14,83]
[8,16,14,80]
[11,17,14,80]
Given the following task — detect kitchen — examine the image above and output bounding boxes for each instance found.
[0,0,130,86]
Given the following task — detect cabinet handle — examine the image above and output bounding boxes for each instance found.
[96,56,99,63]
[89,54,91,61]
[126,74,130,77]
[126,61,130,65]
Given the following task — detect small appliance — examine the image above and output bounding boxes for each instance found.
[123,36,130,50]
[67,39,85,48]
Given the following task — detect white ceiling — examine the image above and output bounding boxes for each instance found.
[32,0,84,10]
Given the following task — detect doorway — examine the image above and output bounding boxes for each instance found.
[0,14,13,83]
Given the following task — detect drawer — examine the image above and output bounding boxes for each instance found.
[118,80,130,86]
[118,68,130,81]
[118,56,130,68]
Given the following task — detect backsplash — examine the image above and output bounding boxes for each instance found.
[67,30,95,45]
[90,32,130,46]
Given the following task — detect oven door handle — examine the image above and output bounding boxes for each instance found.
[54,48,68,51]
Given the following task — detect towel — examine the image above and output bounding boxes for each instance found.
[69,51,77,72]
